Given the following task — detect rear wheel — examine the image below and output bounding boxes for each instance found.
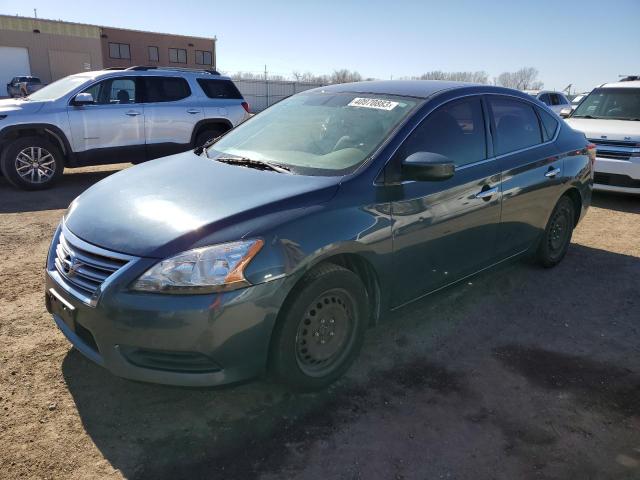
[0,136,64,190]
[536,195,575,267]
[195,127,226,148]
[270,264,368,391]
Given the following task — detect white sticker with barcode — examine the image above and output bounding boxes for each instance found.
[348,97,399,110]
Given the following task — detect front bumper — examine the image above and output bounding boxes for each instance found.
[45,226,291,387]
[593,156,640,194]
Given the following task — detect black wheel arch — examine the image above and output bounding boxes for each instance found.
[190,118,234,146]
[0,123,73,165]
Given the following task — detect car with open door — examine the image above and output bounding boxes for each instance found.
[45,81,593,390]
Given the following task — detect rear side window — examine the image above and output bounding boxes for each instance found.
[402,97,487,167]
[143,77,191,103]
[197,79,243,100]
[489,97,542,155]
[538,107,559,142]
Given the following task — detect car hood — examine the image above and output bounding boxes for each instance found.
[0,98,46,114]
[565,118,640,142]
[64,152,340,258]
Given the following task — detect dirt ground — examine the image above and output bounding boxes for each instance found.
[1,165,639,480]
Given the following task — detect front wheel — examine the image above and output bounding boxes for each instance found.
[269,264,369,391]
[536,195,575,268]
[0,136,64,190]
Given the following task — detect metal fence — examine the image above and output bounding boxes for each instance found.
[234,79,325,112]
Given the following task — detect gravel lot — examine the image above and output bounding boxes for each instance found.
[1,164,639,480]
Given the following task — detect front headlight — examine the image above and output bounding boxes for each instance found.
[131,239,264,294]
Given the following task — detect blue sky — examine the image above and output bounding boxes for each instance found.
[2,0,639,92]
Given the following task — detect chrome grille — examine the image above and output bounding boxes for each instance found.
[589,138,639,162]
[54,232,128,296]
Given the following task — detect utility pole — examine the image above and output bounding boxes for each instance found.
[264,65,268,81]
[34,8,37,18]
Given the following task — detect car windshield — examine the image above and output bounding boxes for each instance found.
[207,92,419,175]
[572,88,640,120]
[26,75,91,101]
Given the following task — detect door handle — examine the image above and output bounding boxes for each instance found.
[475,186,499,200]
[545,167,561,178]
[125,110,141,116]
[187,109,201,114]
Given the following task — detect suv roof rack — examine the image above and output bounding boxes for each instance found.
[103,67,126,70]
[125,66,220,75]
[619,75,640,82]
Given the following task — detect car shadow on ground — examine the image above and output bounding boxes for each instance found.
[0,164,129,214]
[61,243,640,480]
[591,191,639,214]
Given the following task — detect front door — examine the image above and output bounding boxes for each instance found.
[389,96,502,307]
[67,76,146,164]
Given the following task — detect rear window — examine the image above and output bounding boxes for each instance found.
[197,79,243,99]
[537,107,559,141]
[143,77,191,103]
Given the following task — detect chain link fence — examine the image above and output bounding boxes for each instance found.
[234,79,326,112]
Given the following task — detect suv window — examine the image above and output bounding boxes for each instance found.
[401,97,487,167]
[197,79,243,99]
[537,107,559,141]
[538,93,551,105]
[549,93,562,106]
[82,77,137,105]
[142,77,191,102]
[489,97,542,155]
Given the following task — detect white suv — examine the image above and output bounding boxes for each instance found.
[0,67,250,190]
[564,80,640,194]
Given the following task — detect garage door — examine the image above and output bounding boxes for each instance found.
[48,50,92,81]
[0,46,31,96]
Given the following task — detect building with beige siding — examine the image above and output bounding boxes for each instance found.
[0,15,216,96]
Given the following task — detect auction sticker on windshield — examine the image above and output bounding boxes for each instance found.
[348,97,399,110]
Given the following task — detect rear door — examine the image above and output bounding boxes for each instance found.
[67,76,146,164]
[488,95,564,258]
[389,96,502,306]
[141,75,203,159]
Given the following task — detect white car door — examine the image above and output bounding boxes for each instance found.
[67,76,146,164]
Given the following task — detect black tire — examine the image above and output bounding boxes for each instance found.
[269,264,369,391]
[536,195,575,268]
[0,136,64,190]
[195,127,226,148]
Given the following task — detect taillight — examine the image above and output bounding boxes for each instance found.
[586,143,596,168]
[241,101,250,113]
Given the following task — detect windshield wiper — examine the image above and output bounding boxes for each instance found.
[215,156,292,174]
[571,114,600,119]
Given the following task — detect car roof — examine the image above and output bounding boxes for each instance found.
[311,80,481,99]
[601,80,640,89]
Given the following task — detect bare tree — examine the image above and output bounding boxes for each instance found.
[413,71,489,84]
[495,67,544,90]
[330,69,362,84]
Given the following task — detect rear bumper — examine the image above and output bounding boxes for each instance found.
[46,271,289,387]
[593,156,640,194]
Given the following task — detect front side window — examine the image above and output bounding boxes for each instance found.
[148,46,159,62]
[538,93,551,105]
[109,42,130,60]
[489,97,542,155]
[572,88,640,121]
[143,77,191,102]
[81,77,137,105]
[169,48,187,64]
[208,92,419,175]
[401,97,487,167]
[195,50,212,65]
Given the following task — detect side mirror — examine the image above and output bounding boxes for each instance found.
[72,92,94,106]
[559,107,572,118]
[402,152,455,181]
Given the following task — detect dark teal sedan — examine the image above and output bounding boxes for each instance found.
[45,81,594,390]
